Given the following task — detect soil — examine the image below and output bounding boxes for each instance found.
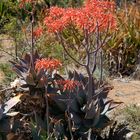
[108,78,140,106]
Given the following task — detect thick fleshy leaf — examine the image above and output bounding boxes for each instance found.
[92,105,101,127]
[108,101,123,111]
[47,94,67,112]
[26,73,36,86]
[85,100,96,119]
[70,112,82,126]
[24,53,31,63]
[3,94,23,114]
[95,115,112,129]
[68,71,74,79]
[19,58,27,65]
[6,112,19,116]
[33,50,40,63]
[101,102,111,115]
[54,73,65,81]
[12,67,23,77]
[76,90,86,106]
[14,64,27,73]
[36,69,45,81]
[0,107,3,120]
[73,70,81,81]
[70,98,80,113]
[9,60,16,66]
[0,118,10,132]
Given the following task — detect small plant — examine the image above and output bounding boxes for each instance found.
[104,3,140,76]
[124,105,140,135]
[0,63,16,83]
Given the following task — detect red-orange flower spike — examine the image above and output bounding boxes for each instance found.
[44,0,116,33]
[35,58,62,71]
[44,7,67,32]
[33,27,43,38]
[57,80,80,92]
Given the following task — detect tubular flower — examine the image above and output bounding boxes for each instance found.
[57,80,81,92]
[44,0,116,33]
[33,27,43,38]
[44,7,67,32]
[35,58,62,71]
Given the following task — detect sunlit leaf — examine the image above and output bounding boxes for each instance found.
[3,94,23,114]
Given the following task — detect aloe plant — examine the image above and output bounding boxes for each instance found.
[8,51,122,139]
[44,71,122,139]
[0,94,22,140]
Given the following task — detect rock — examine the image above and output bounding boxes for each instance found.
[125,132,134,140]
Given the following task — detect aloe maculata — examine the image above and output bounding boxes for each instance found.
[10,51,46,95]
[47,71,122,139]
[8,51,122,139]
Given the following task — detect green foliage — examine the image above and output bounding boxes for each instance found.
[131,133,140,140]
[45,0,84,7]
[124,105,140,135]
[104,3,140,76]
[0,63,16,83]
[0,0,18,33]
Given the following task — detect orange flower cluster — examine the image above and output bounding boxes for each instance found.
[35,58,62,71]
[57,80,80,92]
[33,27,43,38]
[44,0,116,33]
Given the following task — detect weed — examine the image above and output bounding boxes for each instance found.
[0,63,16,83]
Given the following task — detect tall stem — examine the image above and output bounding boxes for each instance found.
[15,38,18,61]
[31,12,34,56]
[30,11,34,69]
[100,50,103,85]
[86,66,95,102]
[45,86,49,138]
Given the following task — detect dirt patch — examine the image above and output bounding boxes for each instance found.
[109,79,140,105]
